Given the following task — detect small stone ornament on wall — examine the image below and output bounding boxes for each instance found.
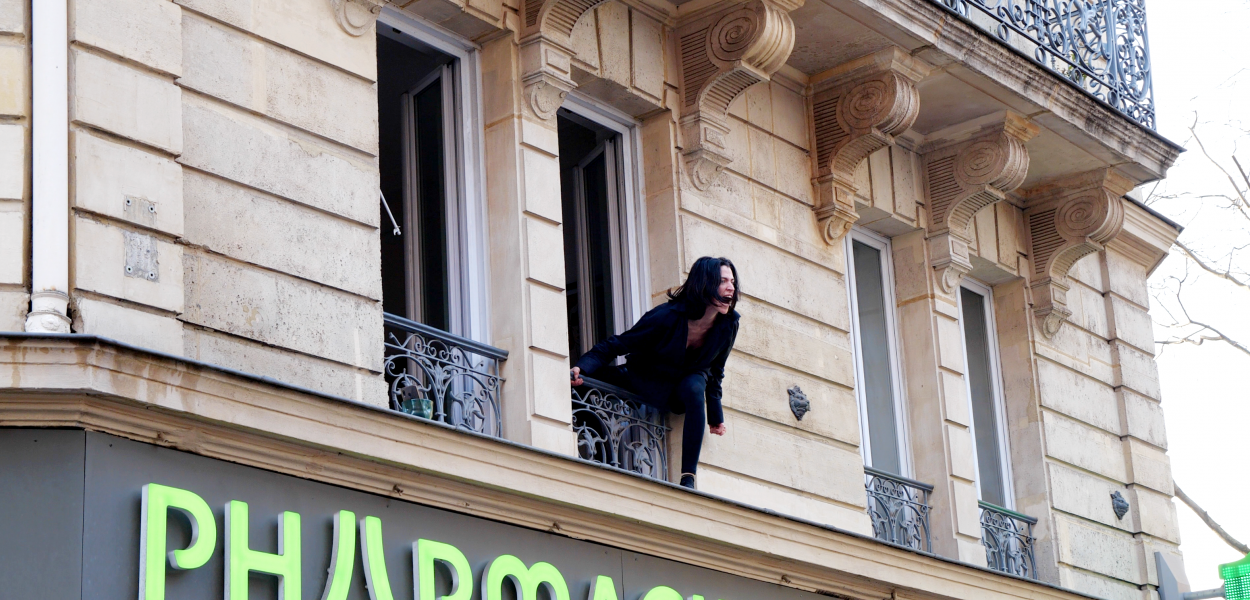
[1111,491,1130,520]
[788,386,809,421]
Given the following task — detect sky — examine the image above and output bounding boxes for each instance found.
[1140,0,1250,592]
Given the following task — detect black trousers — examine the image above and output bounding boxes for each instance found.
[592,366,708,476]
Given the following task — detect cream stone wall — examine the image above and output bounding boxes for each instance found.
[66,0,183,355]
[1012,242,1181,600]
[0,0,27,331]
[174,0,385,404]
[666,77,874,534]
[53,0,385,402]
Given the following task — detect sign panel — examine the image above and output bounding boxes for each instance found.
[0,429,825,600]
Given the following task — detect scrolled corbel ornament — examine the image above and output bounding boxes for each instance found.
[922,112,1039,293]
[808,47,929,243]
[330,0,387,37]
[518,0,614,120]
[526,79,569,121]
[677,0,802,191]
[1023,169,1132,338]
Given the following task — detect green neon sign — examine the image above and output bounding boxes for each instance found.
[138,483,732,600]
[140,483,217,600]
[1221,553,1250,600]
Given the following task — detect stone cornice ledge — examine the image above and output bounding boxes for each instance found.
[849,0,1183,182]
[0,335,1100,600]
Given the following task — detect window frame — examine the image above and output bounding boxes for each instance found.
[379,9,492,343]
[957,277,1016,509]
[559,91,650,338]
[844,227,913,477]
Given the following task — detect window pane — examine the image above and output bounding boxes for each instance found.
[413,79,451,332]
[961,287,1006,506]
[581,151,616,347]
[853,240,901,474]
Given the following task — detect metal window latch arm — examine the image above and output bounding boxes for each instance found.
[380,189,401,236]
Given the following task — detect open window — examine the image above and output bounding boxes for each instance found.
[377,16,502,435]
[846,229,910,476]
[379,29,463,333]
[958,280,1014,508]
[558,101,645,356]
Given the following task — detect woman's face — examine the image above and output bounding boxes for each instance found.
[715,265,735,314]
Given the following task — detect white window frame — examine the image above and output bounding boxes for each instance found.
[845,227,913,477]
[379,9,492,343]
[560,91,650,334]
[957,277,1015,509]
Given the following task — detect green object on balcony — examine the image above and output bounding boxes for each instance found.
[1221,553,1250,600]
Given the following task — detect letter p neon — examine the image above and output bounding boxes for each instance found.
[139,483,217,600]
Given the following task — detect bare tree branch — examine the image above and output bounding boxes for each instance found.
[1174,483,1250,555]
[1189,116,1250,223]
[1152,270,1250,357]
[1175,240,1250,291]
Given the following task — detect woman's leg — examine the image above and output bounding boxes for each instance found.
[675,372,708,476]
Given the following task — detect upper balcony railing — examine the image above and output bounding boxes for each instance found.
[571,376,670,481]
[864,466,934,552]
[383,313,506,437]
[930,0,1154,129]
[980,501,1039,579]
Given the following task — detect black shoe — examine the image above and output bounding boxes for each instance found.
[679,473,696,489]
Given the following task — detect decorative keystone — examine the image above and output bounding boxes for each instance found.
[519,0,615,120]
[923,112,1038,293]
[677,0,802,191]
[330,0,386,36]
[1024,169,1132,338]
[809,47,929,243]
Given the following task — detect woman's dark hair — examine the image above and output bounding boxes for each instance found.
[668,256,739,317]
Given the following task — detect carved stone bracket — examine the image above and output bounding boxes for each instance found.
[331,0,387,37]
[809,47,928,244]
[1024,169,1132,337]
[519,0,614,120]
[922,112,1038,293]
[677,0,802,191]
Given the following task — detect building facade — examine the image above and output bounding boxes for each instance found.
[0,0,1190,599]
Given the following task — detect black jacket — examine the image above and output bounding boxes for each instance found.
[574,301,739,426]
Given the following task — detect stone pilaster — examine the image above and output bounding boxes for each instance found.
[923,112,1037,293]
[1023,169,1131,337]
[809,47,928,243]
[676,0,801,191]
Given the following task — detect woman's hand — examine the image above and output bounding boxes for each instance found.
[570,366,584,386]
[709,423,727,436]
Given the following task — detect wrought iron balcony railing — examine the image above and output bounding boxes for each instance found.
[864,466,934,552]
[930,0,1154,129]
[980,501,1038,579]
[571,376,670,480]
[383,313,506,437]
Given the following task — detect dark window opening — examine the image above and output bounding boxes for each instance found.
[559,110,627,358]
[378,31,461,334]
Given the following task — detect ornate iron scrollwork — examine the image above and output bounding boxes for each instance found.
[864,466,934,552]
[931,0,1155,129]
[383,313,506,437]
[571,376,670,480]
[980,501,1039,579]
